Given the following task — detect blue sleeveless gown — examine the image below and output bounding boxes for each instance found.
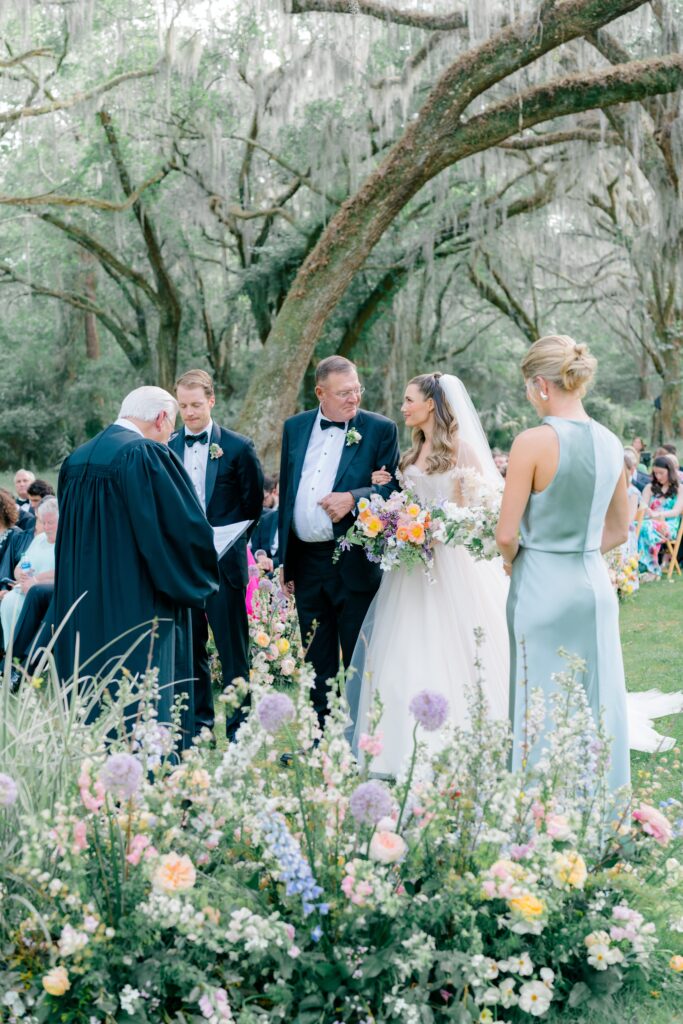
[507,417,630,792]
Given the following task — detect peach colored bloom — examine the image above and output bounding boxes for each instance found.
[408,522,425,544]
[508,893,545,920]
[152,851,197,892]
[42,965,70,996]
[255,631,270,648]
[669,955,683,972]
[369,831,407,864]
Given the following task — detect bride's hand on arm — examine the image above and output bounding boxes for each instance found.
[371,466,391,486]
[496,433,536,571]
[601,472,629,553]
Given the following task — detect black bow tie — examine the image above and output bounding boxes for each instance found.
[185,430,208,446]
[320,418,346,431]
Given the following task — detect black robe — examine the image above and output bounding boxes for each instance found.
[53,424,219,736]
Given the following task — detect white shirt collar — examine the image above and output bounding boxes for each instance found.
[317,407,347,429]
[186,418,213,439]
[114,417,144,437]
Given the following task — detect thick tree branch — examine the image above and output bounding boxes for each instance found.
[0,165,173,211]
[498,126,620,149]
[288,0,468,31]
[0,66,160,124]
[0,48,54,68]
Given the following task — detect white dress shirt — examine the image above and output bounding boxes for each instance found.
[293,409,346,543]
[183,419,213,511]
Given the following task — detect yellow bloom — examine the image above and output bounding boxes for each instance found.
[552,851,587,889]
[42,965,71,996]
[406,503,421,518]
[31,675,43,689]
[362,515,382,538]
[670,955,683,972]
[358,497,370,513]
[152,852,197,893]
[508,892,545,919]
[276,638,290,654]
[255,631,270,648]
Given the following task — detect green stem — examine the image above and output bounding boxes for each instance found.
[396,722,420,831]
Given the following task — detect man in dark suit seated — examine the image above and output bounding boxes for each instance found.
[250,475,280,570]
[1,583,54,687]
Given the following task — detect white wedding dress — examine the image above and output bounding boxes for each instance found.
[347,462,510,778]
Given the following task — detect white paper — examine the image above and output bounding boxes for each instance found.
[213,520,253,558]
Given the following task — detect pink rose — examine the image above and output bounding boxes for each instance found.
[633,803,673,846]
[369,830,408,864]
[546,813,572,840]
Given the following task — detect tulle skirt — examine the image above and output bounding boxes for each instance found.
[346,544,510,777]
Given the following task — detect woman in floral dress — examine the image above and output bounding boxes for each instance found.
[638,456,683,579]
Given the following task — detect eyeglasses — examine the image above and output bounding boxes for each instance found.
[326,386,365,399]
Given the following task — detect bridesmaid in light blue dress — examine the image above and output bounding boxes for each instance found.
[496,335,631,792]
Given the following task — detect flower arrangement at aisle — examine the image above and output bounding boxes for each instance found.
[605,550,639,600]
[247,577,303,688]
[1,644,682,1023]
[338,473,501,579]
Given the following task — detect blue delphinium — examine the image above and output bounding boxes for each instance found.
[259,812,327,921]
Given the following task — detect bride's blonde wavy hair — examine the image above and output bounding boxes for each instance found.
[399,373,459,475]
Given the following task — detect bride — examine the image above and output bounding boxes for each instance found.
[346,372,509,777]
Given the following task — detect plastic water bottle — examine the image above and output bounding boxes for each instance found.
[19,559,34,580]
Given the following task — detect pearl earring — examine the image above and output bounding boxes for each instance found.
[540,390,548,401]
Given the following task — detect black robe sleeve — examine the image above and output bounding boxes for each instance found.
[124,442,219,607]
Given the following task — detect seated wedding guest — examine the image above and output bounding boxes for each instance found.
[13,469,35,525]
[638,456,683,580]
[0,489,21,566]
[1,498,58,650]
[263,473,279,509]
[26,479,55,510]
[250,507,279,571]
[660,443,683,481]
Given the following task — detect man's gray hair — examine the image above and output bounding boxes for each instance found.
[118,386,178,423]
[14,468,35,481]
[36,496,59,520]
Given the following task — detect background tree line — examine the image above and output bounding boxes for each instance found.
[1,0,682,468]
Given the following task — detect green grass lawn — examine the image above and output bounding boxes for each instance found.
[622,574,683,802]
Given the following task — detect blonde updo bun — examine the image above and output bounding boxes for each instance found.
[521,334,596,397]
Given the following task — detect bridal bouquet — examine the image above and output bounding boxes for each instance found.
[339,473,502,578]
[338,491,437,576]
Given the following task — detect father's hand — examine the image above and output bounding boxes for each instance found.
[279,566,295,596]
[319,491,355,523]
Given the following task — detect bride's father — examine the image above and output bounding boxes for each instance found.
[279,355,400,728]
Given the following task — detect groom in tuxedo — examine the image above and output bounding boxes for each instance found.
[279,355,400,728]
[170,369,264,739]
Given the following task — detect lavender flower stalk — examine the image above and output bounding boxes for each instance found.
[409,690,449,731]
[257,692,295,734]
[0,772,18,807]
[99,752,143,799]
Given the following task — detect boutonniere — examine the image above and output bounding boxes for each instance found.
[209,443,224,460]
[346,427,362,447]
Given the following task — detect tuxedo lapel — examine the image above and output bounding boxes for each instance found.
[333,411,364,489]
[290,411,318,494]
[205,423,221,510]
[168,428,185,463]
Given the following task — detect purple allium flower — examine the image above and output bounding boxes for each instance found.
[100,752,143,799]
[409,690,449,731]
[0,772,18,807]
[257,692,295,733]
[349,780,392,825]
[258,577,274,593]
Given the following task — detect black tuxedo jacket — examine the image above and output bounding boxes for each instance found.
[169,423,264,588]
[279,408,400,592]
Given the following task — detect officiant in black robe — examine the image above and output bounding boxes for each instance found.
[53,387,219,741]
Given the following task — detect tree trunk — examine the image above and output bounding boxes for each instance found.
[81,253,100,360]
[659,336,682,441]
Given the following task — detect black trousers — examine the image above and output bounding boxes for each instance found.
[191,575,249,739]
[8,583,54,665]
[292,541,376,729]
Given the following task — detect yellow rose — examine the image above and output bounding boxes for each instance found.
[276,638,290,654]
[553,851,587,889]
[508,892,545,919]
[670,955,683,972]
[255,631,270,648]
[152,852,197,893]
[42,965,71,996]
